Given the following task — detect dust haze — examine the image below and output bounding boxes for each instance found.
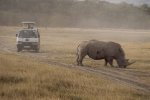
[0,1,150,99]
[0,0,150,29]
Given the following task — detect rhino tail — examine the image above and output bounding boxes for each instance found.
[76,44,80,55]
[76,44,80,64]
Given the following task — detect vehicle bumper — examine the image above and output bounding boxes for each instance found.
[17,42,39,49]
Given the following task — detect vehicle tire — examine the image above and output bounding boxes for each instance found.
[34,45,39,53]
[35,49,39,53]
[17,47,22,52]
[17,45,22,52]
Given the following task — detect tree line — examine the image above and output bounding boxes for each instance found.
[0,0,150,29]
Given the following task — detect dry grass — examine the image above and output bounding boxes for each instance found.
[0,26,150,99]
[0,52,150,100]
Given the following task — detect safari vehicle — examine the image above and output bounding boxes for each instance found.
[16,22,40,52]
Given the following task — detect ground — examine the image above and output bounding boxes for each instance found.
[0,26,150,100]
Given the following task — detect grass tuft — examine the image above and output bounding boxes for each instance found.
[0,75,25,84]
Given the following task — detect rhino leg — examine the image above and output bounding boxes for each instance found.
[77,52,86,66]
[109,59,114,67]
[106,57,114,67]
[77,55,85,66]
[104,58,108,66]
[76,55,79,65]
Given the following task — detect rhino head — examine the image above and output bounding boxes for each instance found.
[117,59,136,68]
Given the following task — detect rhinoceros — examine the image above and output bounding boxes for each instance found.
[76,40,135,68]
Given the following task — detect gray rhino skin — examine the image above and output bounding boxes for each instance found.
[76,40,135,68]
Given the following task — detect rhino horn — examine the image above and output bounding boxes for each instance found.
[126,60,136,66]
[126,59,129,61]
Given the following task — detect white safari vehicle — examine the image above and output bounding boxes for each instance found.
[16,22,40,52]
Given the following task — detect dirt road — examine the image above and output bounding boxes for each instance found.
[0,35,150,93]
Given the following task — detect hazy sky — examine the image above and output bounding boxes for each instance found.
[102,0,150,5]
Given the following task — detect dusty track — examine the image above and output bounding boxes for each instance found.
[0,36,150,93]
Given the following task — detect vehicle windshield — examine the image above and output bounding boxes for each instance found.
[19,30,37,38]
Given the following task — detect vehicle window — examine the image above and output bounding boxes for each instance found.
[19,30,37,38]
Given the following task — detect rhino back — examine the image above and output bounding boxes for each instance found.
[104,42,125,58]
[87,40,106,59]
